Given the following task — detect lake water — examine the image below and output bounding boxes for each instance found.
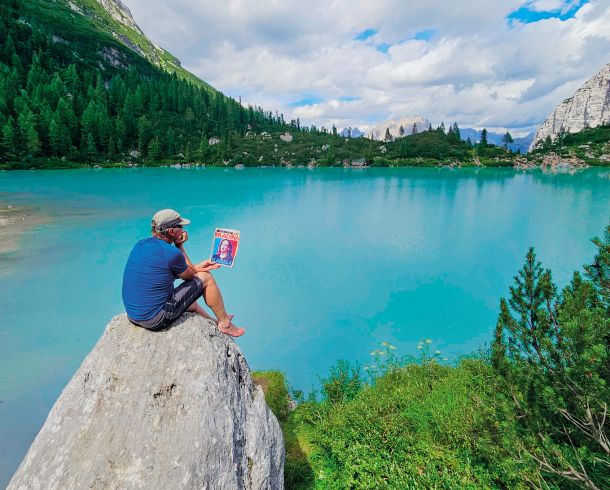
[1,166,609,485]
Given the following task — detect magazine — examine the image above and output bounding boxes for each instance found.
[210,228,240,268]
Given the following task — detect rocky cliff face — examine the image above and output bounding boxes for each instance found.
[91,0,169,64]
[96,0,141,35]
[530,63,610,150]
[8,314,284,489]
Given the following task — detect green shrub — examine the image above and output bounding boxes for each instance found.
[294,360,538,489]
[319,360,363,405]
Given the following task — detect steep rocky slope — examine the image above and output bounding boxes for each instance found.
[20,0,213,90]
[86,0,189,76]
[530,63,610,150]
[8,314,284,489]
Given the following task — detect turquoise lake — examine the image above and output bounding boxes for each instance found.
[1,167,609,484]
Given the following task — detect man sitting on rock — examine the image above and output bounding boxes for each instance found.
[122,209,245,336]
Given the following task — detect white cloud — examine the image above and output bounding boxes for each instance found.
[527,0,582,13]
[124,0,610,135]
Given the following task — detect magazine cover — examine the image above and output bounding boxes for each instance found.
[210,228,240,268]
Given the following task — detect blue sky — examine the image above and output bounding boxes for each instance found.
[126,0,610,135]
[507,0,589,24]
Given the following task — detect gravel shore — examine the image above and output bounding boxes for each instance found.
[0,202,47,261]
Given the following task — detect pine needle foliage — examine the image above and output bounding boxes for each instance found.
[493,227,610,489]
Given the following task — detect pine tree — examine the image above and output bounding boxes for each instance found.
[452,122,460,140]
[166,128,176,157]
[384,128,392,142]
[365,139,375,164]
[85,131,97,161]
[412,123,417,135]
[137,115,150,157]
[492,242,610,489]
[399,125,405,137]
[480,128,488,146]
[148,137,160,161]
[18,109,40,156]
[2,116,17,159]
[49,117,62,155]
[107,135,116,160]
[502,131,513,149]
[198,136,208,163]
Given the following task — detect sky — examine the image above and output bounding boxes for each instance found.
[124,0,610,136]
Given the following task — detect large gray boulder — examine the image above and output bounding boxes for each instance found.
[8,314,284,489]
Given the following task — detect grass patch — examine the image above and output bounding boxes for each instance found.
[290,359,540,489]
[252,371,315,488]
[253,360,541,489]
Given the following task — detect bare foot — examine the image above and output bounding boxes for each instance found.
[217,315,245,337]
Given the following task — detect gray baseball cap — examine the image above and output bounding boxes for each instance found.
[152,209,191,231]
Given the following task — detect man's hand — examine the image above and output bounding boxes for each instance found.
[196,259,220,272]
[174,230,189,248]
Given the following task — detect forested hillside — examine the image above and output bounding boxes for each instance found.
[0,0,295,168]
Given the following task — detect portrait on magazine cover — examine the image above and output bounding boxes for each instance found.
[210,229,240,267]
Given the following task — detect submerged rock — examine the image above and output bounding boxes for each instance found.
[8,314,284,489]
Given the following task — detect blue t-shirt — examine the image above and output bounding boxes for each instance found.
[122,237,188,321]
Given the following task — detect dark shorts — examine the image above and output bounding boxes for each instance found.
[129,277,204,331]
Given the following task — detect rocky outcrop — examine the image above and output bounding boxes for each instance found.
[95,0,142,36]
[530,64,610,150]
[8,314,284,489]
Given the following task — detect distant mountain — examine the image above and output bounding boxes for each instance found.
[339,127,364,138]
[511,133,536,154]
[531,63,610,150]
[370,116,431,140]
[460,128,534,154]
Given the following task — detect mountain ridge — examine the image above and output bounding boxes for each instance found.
[63,0,213,90]
[530,63,610,150]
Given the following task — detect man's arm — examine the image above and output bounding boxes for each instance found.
[175,231,220,280]
[177,243,197,280]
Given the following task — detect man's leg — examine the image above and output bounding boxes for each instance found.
[196,271,245,337]
[187,301,217,324]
